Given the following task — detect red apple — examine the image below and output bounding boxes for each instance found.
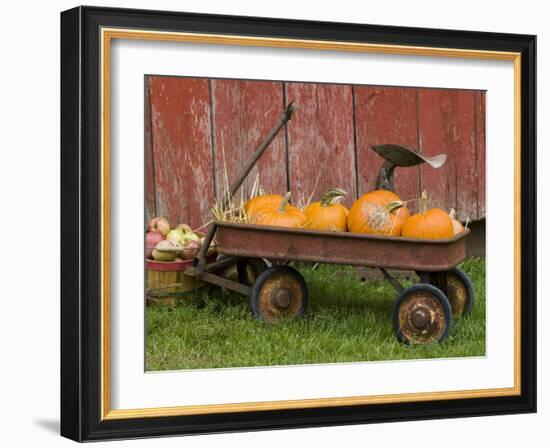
[147,217,170,236]
[145,231,164,259]
[181,239,201,260]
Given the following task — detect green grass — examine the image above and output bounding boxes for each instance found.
[146,258,485,371]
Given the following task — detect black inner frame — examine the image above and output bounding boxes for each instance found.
[60,6,536,442]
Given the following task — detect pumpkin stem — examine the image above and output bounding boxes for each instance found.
[278,191,292,212]
[386,200,405,214]
[419,190,429,214]
[320,188,347,207]
[257,186,266,197]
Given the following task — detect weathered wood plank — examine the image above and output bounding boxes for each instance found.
[285,82,356,208]
[147,76,485,226]
[453,91,478,222]
[149,76,215,229]
[418,89,481,220]
[144,76,156,224]
[417,88,458,213]
[354,86,420,212]
[475,91,486,220]
[211,79,287,200]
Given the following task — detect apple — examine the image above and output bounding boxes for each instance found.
[166,229,184,244]
[152,239,182,262]
[181,230,200,243]
[145,230,164,258]
[175,223,193,233]
[174,223,200,243]
[181,239,201,259]
[147,217,170,236]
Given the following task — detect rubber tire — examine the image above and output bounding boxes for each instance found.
[250,265,309,322]
[447,267,475,317]
[392,283,453,345]
[236,258,269,286]
[246,258,269,278]
[214,256,268,287]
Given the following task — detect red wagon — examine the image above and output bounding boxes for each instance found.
[185,103,474,344]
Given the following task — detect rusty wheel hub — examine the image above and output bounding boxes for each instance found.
[272,288,292,309]
[411,308,430,329]
[397,292,447,344]
[256,271,305,322]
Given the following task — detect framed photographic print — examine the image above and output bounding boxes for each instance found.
[60,6,536,442]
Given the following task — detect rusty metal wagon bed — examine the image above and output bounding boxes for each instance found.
[215,222,469,271]
[185,103,474,345]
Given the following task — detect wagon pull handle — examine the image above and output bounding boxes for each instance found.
[224,102,296,202]
[193,102,297,274]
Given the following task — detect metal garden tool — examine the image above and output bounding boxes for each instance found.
[372,144,447,191]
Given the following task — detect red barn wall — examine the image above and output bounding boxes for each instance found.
[145,76,486,229]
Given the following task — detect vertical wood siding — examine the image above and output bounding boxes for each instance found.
[354,86,421,213]
[417,89,458,216]
[286,83,357,207]
[417,89,479,221]
[211,79,287,200]
[148,77,215,228]
[453,91,478,222]
[475,91,486,219]
[144,77,156,223]
[145,77,486,229]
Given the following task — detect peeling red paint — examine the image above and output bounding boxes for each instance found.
[475,91,486,220]
[454,91,478,222]
[418,89,480,220]
[211,79,287,199]
[286,82,357,208]
[144,77,156,223]
[355,86,421,212]
[145,77,487,227]
[149,77,215,229]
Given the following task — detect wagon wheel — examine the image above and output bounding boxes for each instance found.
[236,258,269,286]
[392,284,452,344]
[250,265,308,322]
[445,268,474,317]
[215,256,268,286]
[416,268,474,317]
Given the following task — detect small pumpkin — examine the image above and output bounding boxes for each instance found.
[449,208,465,235]
[252,192,307,228]
[304,188,349,231]
[402,191,454,239]
[347,190,410,236]
[244,188,283,219]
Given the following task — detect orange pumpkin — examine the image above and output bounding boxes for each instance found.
[304,188,349,231]
[244,192,284,219]
[252,192,306,228]
[347,190,410,236]
[449,208,465,235]
[402,192,454,239]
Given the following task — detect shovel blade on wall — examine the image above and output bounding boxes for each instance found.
[372,144,447,191]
